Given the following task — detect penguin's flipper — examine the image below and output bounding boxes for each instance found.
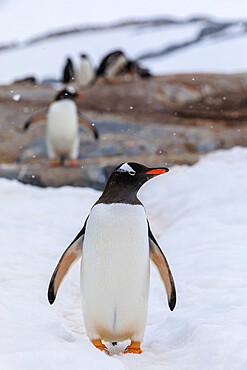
[148,223,176,311]
[78,114,99,140]
[24,111,48,130]
[47,217,88,304]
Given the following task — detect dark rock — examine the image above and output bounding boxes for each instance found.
[156,84,201,106]
[13,76,37,85]
[197,142,220,153]
[0,73,247,189]
[16,138,46,162]
[0,164,107,190]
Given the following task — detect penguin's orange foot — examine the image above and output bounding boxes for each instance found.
[68,159,79,167]
[91,339,109,354]
[50,159,60,166]
[123,341,142,354]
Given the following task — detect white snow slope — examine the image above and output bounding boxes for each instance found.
[0,0,247,83]
[0,147,247,370]
[0,0,246,43]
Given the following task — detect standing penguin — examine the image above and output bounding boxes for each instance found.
[77,54,95,88]
[24,87,99,166]
[62,57,75,83]
[48,162,176,354]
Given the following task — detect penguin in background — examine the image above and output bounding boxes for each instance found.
[97,50,129,81]
[124,60,152,78]
[23,86,99,166]
[62,57,75,84]
[77,54,95,88]
[48,162,176,354]
[97,50,152,82]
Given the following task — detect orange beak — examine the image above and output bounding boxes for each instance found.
[77,92,84,98]
[145,168,169,175]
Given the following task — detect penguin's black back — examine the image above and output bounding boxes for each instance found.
[63,58,75,83]
[97,50,124,77]
[125,61,152,78]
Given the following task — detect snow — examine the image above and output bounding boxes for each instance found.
[0,23,200,83]
[0,21,246,84]
[0,0,246,83]
[1,147,247,369]
[12,93,21,101]
[152,34,247,75]
[0,0,246,43]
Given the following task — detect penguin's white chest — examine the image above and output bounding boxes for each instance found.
[47,100,78,155]
[78,59,95,87]
[81,203,150,342]
[106,55,128,78]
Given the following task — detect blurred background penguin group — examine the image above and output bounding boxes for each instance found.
[63,54,96,88]
[22,49,152,167]
[62,50,152,87]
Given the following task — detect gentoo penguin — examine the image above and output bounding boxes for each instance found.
[124,60,152,78]
[97,50,129,81]
[77,54,95,88]
[24,87,99,166]
[62,57,75,83]
[97,50,152,82]
[48,162,176,354]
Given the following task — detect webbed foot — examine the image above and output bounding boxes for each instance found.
[50,159,60,166]
[68,159,79,167]
[91,339,109,354]
[123,341,142,354]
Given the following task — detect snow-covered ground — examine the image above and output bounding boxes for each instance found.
[0,19,246,84]
[0,0,246,43]
[0,0,246,83]
[1,147,247,370]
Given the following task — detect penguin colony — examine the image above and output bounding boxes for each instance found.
[62,54,95,87]
[62,50,152,86]
[48,162,176,354]
[24,87,99,166]
[23,50,151,165]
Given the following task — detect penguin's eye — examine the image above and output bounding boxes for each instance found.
[129,171,136,176]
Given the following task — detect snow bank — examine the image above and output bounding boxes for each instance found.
[0,147,247,369]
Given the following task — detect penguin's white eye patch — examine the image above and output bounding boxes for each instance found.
[117,163,136,175]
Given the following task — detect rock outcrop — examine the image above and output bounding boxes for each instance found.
[0,73,246,188]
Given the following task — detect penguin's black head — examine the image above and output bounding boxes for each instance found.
[113,162,169,186]
[100,162,169,202]
[98,162,169,204]
[54,87,84,101]
[108,162,169,191]
[80,54,88,59]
